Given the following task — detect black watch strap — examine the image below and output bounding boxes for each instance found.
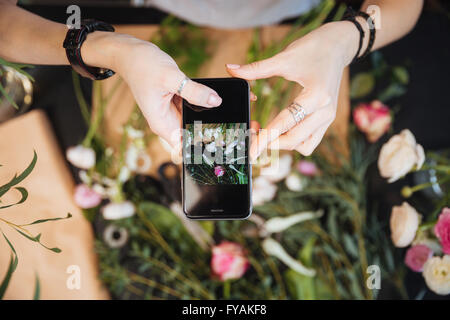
[63,19,115,80]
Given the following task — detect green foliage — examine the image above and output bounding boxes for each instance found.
[0,152,71,299]
[0,57,34,110]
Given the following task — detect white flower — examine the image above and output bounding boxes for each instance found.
[92,183,107,197]
[102,201,135,220]
[103,224,129,248]
[205,141,216,153]
[224,140,238,155]
[125,125,144,139]
[78,170,91,184]
[260,153,293,183]
[422,255,450,295]
[390,202,420,248]
[252,176,277,206]
[262,238,316,277]
[378,129,425,183]
[125,145,152,173]
[118,166,131,183]
[285,173,305,192]
[261,210,323,237]
[66,145,96,169]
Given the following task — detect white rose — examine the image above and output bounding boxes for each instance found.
[390,202,420,247]
[252,176,277,206]
[66,145,96,170]
[422,255,450,295]
[285,173,305,192]
[102,201,135,220]
[378,129,425,183]
[260,153,293,183]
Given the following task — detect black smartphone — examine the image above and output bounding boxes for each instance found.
[182,78,252,220]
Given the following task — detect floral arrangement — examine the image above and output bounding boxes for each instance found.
[376,130,450,295]
[63,1,419,300]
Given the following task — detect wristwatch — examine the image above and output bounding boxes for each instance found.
[63,19,115,80]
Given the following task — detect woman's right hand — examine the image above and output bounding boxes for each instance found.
[87,33,223,151]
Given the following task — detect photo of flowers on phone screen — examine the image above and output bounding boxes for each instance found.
[183,122,248,185]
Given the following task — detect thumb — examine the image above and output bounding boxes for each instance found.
[226,56,280,80]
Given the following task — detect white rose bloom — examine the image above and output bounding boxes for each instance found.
[378,129,425,183]
[285,173,305,192]
[252,176,277,206]
[390,202,420,248]
[422,255,450,295]
[102,201,135,220]
[260,153,293,183]
[66,145,96,170]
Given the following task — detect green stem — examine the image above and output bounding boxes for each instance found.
[223,280,231,299]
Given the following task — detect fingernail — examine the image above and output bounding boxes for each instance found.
[226,64,240,70]
[208,94,222,107]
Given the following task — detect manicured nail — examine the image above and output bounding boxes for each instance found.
[226,64,240,70]
[208,94,222,107]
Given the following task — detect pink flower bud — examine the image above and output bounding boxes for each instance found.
[214,165,225,177]
[296,160,318,177]
[211,242,249,281]
[74,184,102,209]
[404,244,433,272]
[353,100,391,143]
[434,207,450,255]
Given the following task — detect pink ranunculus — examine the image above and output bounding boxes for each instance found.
[404,244,433,272]
[211,242,249,281]
[74,184,102,209]
[434,207,450,254]
[296,160,318,177]
[353,100,392,143]
[214,165,225,177]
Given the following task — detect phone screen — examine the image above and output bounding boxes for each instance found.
[182,78,251,219]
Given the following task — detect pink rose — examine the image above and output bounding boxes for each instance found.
[434,207,450,254]
[404,244,433,272]
[296,160,318,177]
[353,100,392,143]
[74,184,102,209]
[214,165,225,177]
[211,242,249,281]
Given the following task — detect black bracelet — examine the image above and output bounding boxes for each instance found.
[63,19,115,80]
[359,12,376,59]
[343,7,365,64]
[342,7,377,63]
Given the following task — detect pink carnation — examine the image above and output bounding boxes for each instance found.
[296,160,318,176]
[214,165,225,177]
[434,207,450,254]
[404,244,433,272]
[74,184,102,209]
[211,242,249,281]
[353,100,391,143]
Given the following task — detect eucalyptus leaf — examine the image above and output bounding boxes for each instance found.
[0,151,37,198]
[20,213,72,226]
[350,72,375,99]
[392,66,409,85]
[0,187,28,209]
[0,254,17,299]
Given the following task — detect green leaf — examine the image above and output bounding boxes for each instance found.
[350,72,375,99]
[0,187,28,209]
[342,234,359,258]
[0,254,17,299]
[0,151,37,198]
[0,82,19,110]
[14,229,62,253]
[392,66,409,85]
[33,274,40,300]
[20,213,72,226]
[378,83,406,102]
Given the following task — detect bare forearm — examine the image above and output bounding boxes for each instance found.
[0,1,129,72]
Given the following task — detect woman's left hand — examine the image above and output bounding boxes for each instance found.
[226,21,360,159]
